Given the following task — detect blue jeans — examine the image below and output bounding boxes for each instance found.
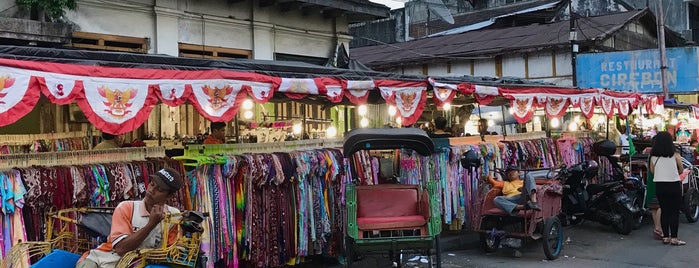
[493,174,537,216]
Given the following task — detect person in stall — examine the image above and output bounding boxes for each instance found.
[619,127,635,155]
[487,166,541,216]
[93,132,123,150]
[203,122,226,144]
[428,116,453,138]
[76,167,184,268]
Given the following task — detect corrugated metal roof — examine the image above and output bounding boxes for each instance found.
[352,10,645,68]
[428,1,562,37]
[410,0,563,37]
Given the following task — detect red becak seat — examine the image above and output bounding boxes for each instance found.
[355,184,430,237]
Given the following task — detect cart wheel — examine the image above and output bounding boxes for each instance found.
[542,217,563,260]
[683,188,699,223]
[479,232,500,253]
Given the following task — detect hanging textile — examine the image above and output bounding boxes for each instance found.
[8,158,186,246]
[185,149,345,268]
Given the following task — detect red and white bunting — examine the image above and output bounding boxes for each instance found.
[0,66,39,127]
[243,81,276,103]
[578,96,596,119]
[188,80,246,122]
[278,78,318,99]
[616,99,631,119]
[429,77,457,107]
[545,96,569,118]
[433,87,457,107]
[39,73,81,105]
[474,85,499,105]
[598,96,615,117]
[343,80,374,104]
[379,87,396,103]
[78,77,157,135]
[316,78,343,103]
[510,96,535,124]
[457,83,475,94]
[641,95,663,115]
[152,82,191,106]
[392,87,427,126]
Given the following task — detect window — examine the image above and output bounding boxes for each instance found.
[71,32,148,53]
[179,43,251,59]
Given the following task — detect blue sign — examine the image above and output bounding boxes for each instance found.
[576,47,699,93]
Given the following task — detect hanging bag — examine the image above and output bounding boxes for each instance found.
[645,156,661,207]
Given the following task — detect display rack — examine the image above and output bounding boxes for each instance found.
[0,147,166,170]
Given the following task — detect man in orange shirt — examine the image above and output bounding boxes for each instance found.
[203,122,226,144]
[489,166,541,216]
[75,167,183,268]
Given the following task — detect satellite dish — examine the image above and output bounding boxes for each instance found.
[421,0,455,24]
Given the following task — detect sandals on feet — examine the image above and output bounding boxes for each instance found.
[662,237,671,244]
[653,229,663,240]
[670,238,686,246]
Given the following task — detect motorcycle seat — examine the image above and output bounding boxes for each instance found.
[586,182,618,195]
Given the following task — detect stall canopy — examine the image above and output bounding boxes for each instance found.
[0,45,664,134]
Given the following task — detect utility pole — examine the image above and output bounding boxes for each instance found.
[569,0,578,87]
[657,0,669,99]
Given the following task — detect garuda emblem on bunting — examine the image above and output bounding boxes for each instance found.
[203,85,233,111]
[98,86,137,118]
[579,97,595,119]
[545,96,568,118]
[0,75,15,105]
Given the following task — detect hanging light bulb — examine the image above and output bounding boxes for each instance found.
[568,122,578,131]
[487,119,495,127]
[551,118,561,128]
[293,122,303,134]
[443,103,451,111]
[509,107,515,115]
[388,105,397,117]
[358,105,367,116]
[360,118,369,128]
[574,115,581,122]
[242,99,254,110]
[243,110,253,119]
[326,126,337,138]
[396,117,403,125]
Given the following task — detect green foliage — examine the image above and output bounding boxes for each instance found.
[16,0,77,20]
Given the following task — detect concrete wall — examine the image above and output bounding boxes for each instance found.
[394,49,573,87]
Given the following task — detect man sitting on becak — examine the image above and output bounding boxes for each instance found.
[488,165,541,216]
[75,167,183,268]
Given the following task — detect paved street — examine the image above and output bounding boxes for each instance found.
[305,216,699,268]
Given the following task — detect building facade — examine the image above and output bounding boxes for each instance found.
[0,0,388,140]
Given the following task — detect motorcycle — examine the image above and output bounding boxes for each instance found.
[556,141,640,235]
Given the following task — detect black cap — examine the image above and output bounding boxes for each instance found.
[150,167,183,192]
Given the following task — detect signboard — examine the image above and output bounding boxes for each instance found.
[576,47,699,93]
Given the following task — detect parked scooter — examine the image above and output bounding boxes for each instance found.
[556,140,639,235]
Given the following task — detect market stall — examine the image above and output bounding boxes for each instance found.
[0,45,670,267]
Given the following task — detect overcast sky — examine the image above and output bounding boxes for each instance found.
[370,0,405,10]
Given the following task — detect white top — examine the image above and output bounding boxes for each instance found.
[651,156,681,182]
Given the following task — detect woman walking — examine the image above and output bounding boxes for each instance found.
[649,131,686,245]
